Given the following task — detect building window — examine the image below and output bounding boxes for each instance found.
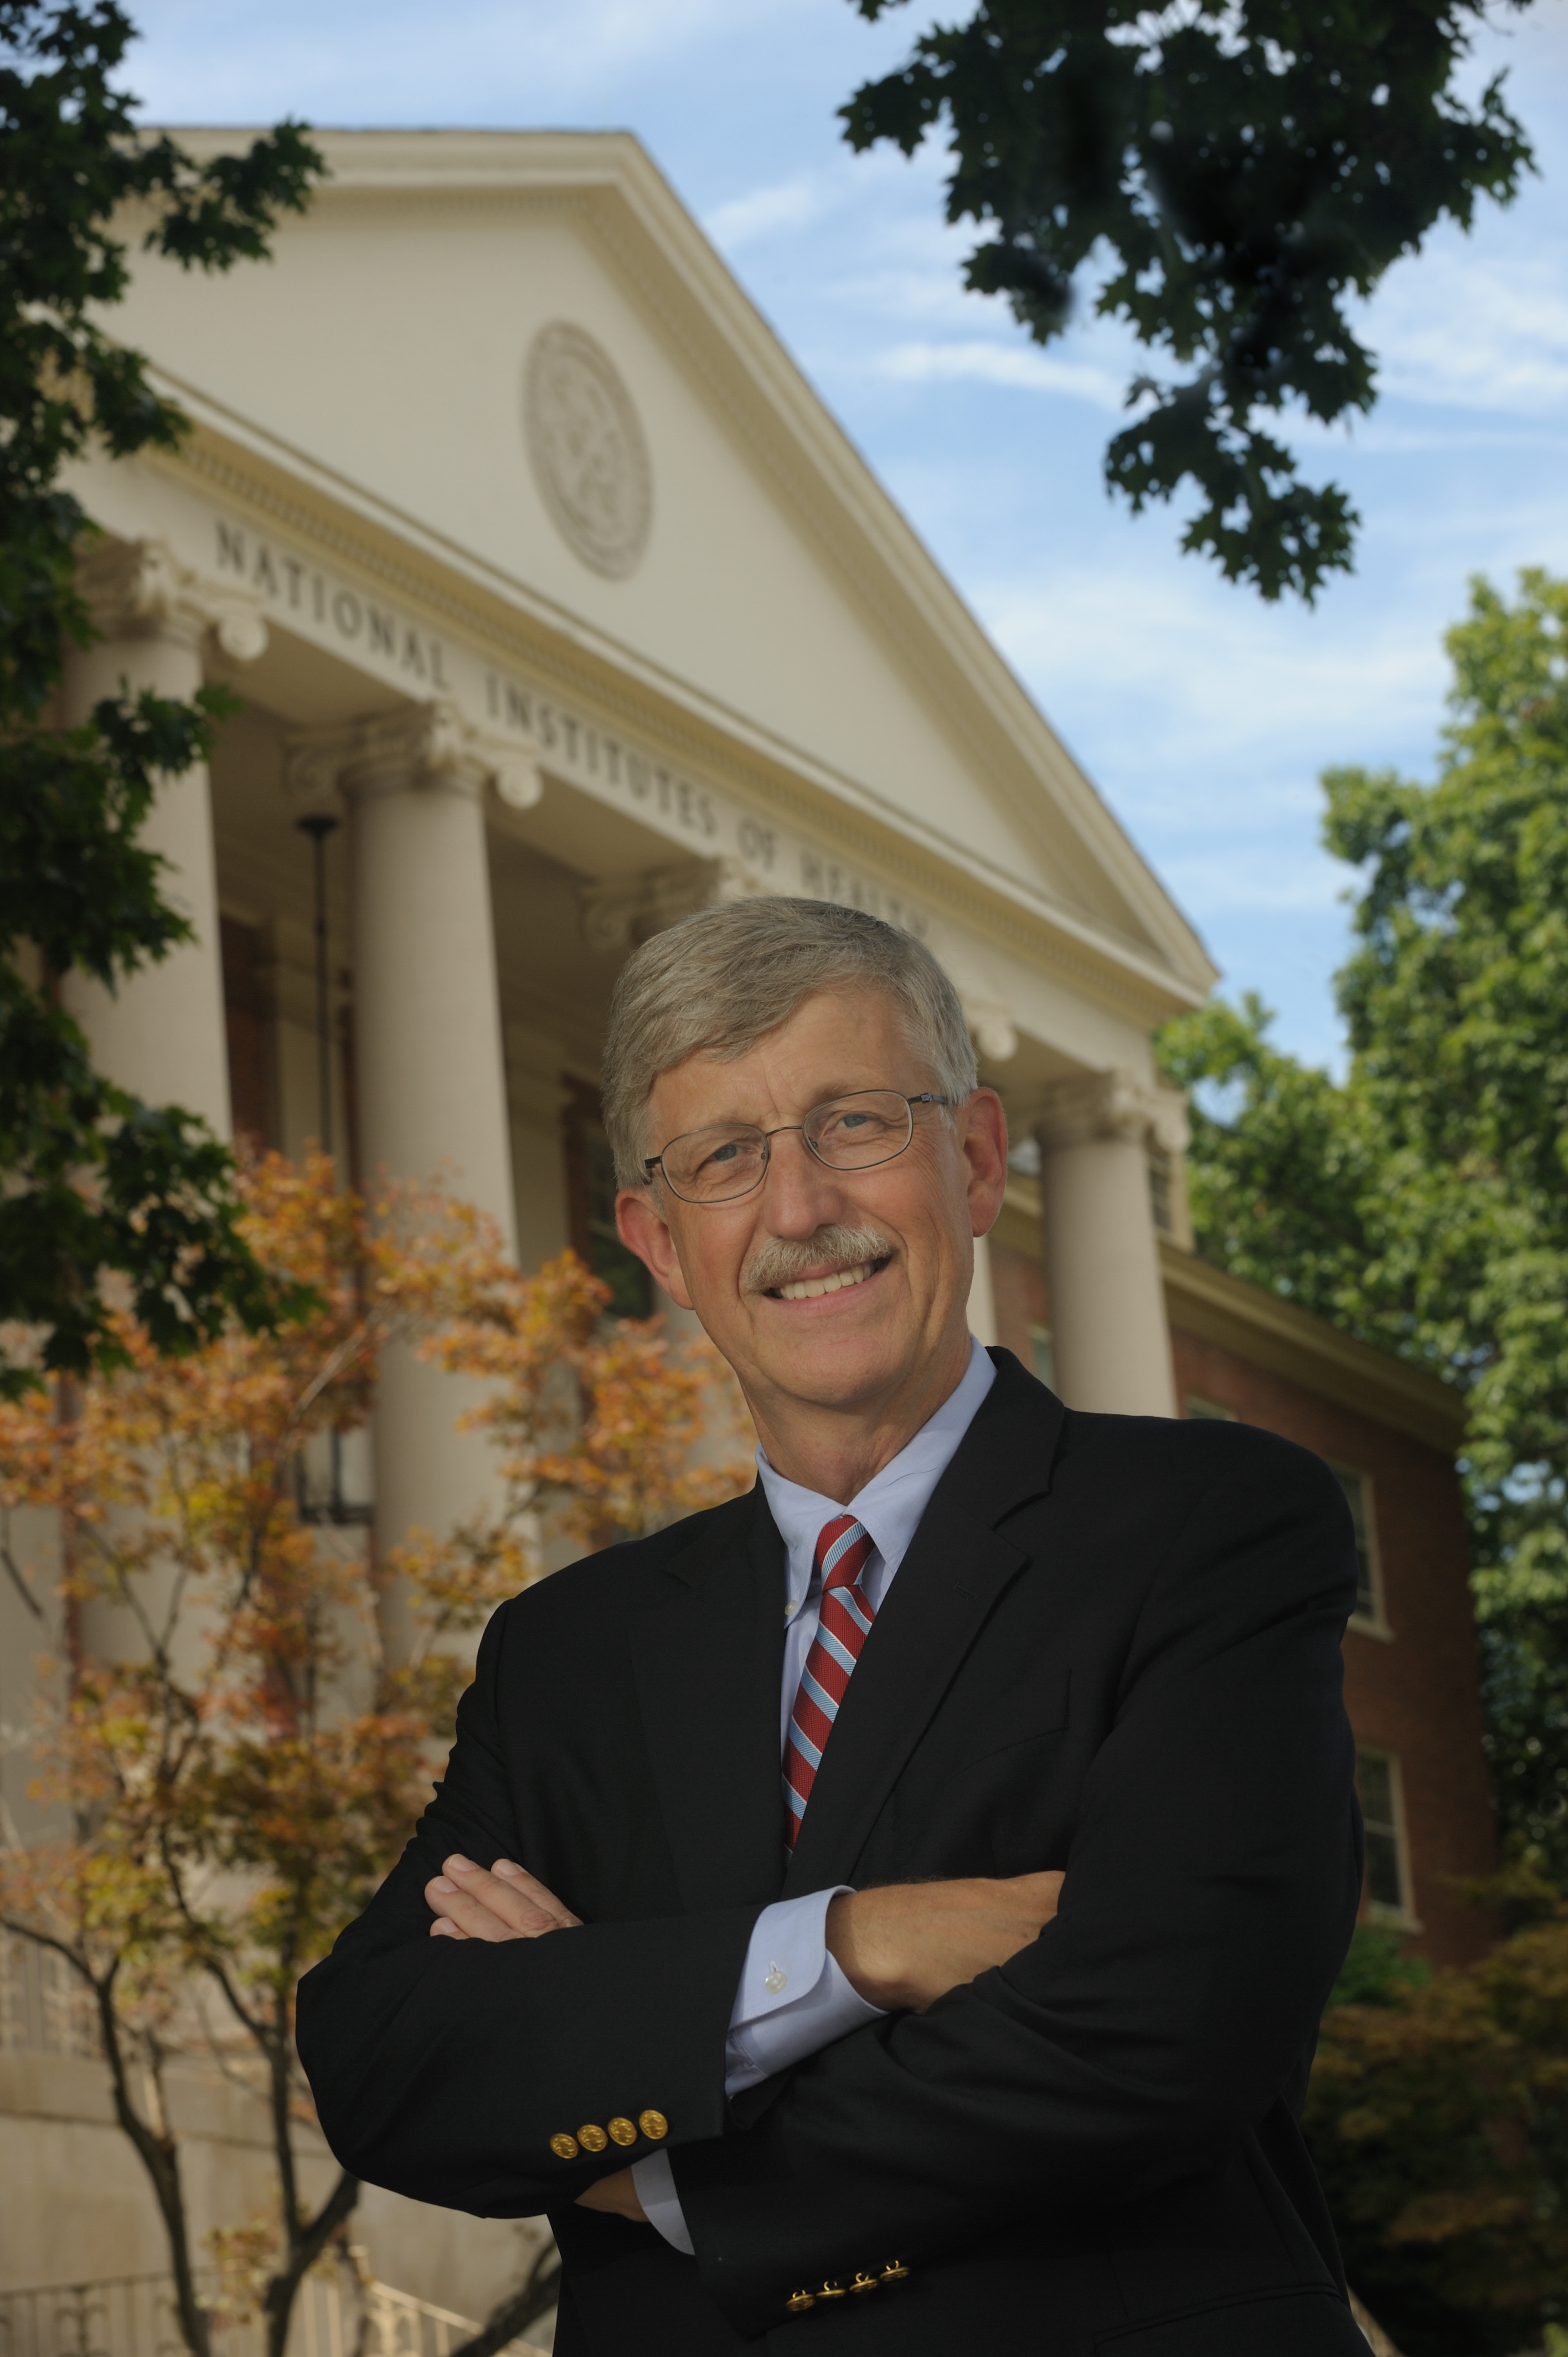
[220,914,270,1147]
[1029,1323,1055,1390]
[563,1079,652,1320]
[1184,1396,1235,1422]
[1332,1463,1382,1625]
[1356,1747,1414,1922]
[1147,1147,1174,1236]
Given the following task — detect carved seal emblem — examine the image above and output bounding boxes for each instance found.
[523,323,652,579]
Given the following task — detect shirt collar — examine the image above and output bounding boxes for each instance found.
[756,1336,996,1586]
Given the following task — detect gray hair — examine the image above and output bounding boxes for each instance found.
[602,897,979,1188]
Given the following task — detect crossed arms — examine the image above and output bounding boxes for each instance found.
[423,1856,1067,2221]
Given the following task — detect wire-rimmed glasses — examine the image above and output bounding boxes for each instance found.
[644,1089,951,1205]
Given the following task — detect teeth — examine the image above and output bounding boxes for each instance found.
[776,1262,875,1303]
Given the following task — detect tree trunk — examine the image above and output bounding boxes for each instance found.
[448,2241,561,2357]
[93,1980,211,2357]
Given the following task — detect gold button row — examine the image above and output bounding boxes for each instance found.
[549,2108,668,2162]
[785,2261,910,2314]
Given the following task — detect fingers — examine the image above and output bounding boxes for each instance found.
[575,2167,648,2222]
[490,1857,583,1929]
[424,1855,582,1944]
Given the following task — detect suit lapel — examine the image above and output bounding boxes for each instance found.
[630,1486,788,1912]
[783,1351,1067,1893]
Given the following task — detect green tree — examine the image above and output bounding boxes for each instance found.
[841,0,1534,600]
[1307,1865,1568,2357]
[1158,567,1568,1875]
[0,2,324,1399]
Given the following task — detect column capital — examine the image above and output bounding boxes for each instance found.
[76,536,269,662]
[1037,1068,1190,1156]
[576,854,768,953]
[285,699,541,819]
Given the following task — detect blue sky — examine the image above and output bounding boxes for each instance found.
[120,0,1568,1067]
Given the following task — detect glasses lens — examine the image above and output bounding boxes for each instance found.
[662,1125,768,1202]
[806,1092,915,1169]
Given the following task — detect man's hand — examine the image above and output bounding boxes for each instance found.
[425,1854,582,1942]
[826,1870,1064,2011]
[576,2167,648,2222]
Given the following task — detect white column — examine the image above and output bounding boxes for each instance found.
[967,1231,998,1347]
[291,704,532,1658]
[1036,1071,1186,1417]
[58,539,267,1135]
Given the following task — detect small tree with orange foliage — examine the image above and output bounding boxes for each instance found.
[0,1154,750,2357]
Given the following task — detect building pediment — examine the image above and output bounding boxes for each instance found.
[91,127,1213,1038]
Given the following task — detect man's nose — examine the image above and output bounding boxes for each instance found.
[759,1129,847,1236]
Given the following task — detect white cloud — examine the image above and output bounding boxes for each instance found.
[704,173,833,250]
[1366,252,1568,418]
[873,339,1126,411]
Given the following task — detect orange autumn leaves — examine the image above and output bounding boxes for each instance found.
[0,1146,752,2032]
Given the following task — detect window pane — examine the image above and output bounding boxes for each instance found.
[1365,1827,1405,1912]
[1333,1465,1378,1619]
[1356,1750,1394,1826]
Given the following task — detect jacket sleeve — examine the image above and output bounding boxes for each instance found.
[672,1443,1363,2335]
[295,1596,762,2217]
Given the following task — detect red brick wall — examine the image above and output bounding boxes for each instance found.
[1170,1326,1497,1967]
[991,1236,1050,1371]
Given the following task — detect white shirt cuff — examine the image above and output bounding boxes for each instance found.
[631,2149,693,2255]
[725,1885,885,2095]
[636,1886,887,2256]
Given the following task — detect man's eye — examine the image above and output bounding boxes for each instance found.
[701,1140,742,1169]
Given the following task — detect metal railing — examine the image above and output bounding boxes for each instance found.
[0,2269,550,2357]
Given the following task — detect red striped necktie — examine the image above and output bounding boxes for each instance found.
[783,1514,877,1851]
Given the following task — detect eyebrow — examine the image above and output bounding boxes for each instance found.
[687,1080,888,1128]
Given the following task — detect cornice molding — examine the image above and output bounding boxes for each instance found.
[1159,1242,1467,1453]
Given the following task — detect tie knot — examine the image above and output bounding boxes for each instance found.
[815,1514,871,1591]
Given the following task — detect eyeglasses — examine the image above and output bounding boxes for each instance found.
[644,1089,952,1205]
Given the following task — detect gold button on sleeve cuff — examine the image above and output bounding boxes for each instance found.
[577,2123,608,2154]
[548,2133,579,2162]
[851,2272,879,2294]
[607,2116,637,2147]
[785,2291,816,2316]
[817,2281,846,2302]
[637,2108,668,2140]
[880,2260,911,2283]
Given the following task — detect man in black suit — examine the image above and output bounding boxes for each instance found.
[297,898,1366,2355]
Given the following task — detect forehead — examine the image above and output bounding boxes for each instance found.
[651,986,919,1127]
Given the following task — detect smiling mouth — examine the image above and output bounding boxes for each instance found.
[769,1258,888,1303]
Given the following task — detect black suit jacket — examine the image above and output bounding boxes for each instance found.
[297,1352,1369,2356]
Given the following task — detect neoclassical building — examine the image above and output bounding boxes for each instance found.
[0,130,1494,2322]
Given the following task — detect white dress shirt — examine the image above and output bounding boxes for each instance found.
[632,1339,997,2254]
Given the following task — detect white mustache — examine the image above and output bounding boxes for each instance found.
[742,1224,895,1296]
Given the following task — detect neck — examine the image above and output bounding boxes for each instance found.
[748,1329,974,1504]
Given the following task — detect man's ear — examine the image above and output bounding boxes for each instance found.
[961,1088,1009,1240]
[616,1187,695,1311]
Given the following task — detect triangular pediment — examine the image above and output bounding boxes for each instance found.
[106,127,1214,1011]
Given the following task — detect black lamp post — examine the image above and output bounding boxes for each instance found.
[296,810,343,1520]
[296,811,339,1156]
